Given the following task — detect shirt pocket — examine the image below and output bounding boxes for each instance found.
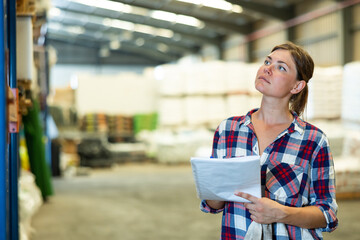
[265,162,304,206]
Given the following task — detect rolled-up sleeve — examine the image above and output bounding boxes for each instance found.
[310,136,338,232]
[200,200,224,214]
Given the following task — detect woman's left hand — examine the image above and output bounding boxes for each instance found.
[235,192,286,224]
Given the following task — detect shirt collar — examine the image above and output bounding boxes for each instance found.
[242,108,305,135]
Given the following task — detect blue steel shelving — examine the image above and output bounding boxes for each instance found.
[1,0,19,239]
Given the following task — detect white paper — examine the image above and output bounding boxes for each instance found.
[190,156,261,202]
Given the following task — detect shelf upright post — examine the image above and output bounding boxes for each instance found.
[7,0,18,238]
[0,0,9,239]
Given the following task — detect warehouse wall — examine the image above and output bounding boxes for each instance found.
[354,4,360,60]
[222,1,359,65]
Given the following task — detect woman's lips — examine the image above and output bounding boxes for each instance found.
[258,76,270,84]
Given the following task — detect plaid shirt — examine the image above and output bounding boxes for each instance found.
[201,109,338,240]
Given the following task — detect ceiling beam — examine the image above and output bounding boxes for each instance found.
[225,0,295,21]
[110,0,253,34]
[48,18,199,55]
[51,1,222,46]
[47,32,180,63]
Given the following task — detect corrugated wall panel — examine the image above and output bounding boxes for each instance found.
[223,35,247,61]
[252,30,287,62]
[353,4,360,61]
[295,12,340,66]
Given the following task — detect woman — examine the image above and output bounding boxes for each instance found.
[201,42,338,239]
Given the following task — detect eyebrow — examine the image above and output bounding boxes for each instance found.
[266,55,291,69]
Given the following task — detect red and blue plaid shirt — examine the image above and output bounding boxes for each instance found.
[201,109,338,239]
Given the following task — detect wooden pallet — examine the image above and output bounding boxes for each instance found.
[337,191,360,200]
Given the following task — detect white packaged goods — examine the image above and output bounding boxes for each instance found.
[206,96,227,125]
[151,129,213,164]
[306,66,343,119]
[226,95,250,117]
[225,62,258,94]
[158,98,185,126]
[342,62,360,122]
[202,62,227,94]
[19,170,43,240]
[184,96,207,125]
[156,64,185,96]
[334,157,360,193]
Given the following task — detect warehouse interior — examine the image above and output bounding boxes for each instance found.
[2,0,360,239]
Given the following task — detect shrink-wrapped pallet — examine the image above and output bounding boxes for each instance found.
[225,62,258,94]
[205,96,227,125]
[306,66,343,119]
[342,62,360,122]
[158,98,185,126]
[156,64,185,96]
[226,95,250,117]
[184,96,207,125]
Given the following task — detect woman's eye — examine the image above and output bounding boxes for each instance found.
[264,60,270,65]
[279,66,286,71]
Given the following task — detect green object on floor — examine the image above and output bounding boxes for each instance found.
[133,113,158,134]
[22,98,53,199]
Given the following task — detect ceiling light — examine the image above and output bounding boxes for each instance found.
[156,43,169,53]
[99,46,110,57]
[135,25,155,35]
[109,40,121,50]
[66,26,85,35]
[156,29,174,38]
[202,1,232,11]
[135,38,145,46]
[176,0,201,4]
[151,10,177,22]
[70,0,132,13]
[232,5,243,13]
[176,0,242,13]
[103,18,135,31]
[176,15,203,28]
[48,7,61,17]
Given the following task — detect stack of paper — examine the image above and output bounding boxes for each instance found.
[190,156,261,202]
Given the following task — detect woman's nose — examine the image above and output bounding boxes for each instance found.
[264,65,272,75]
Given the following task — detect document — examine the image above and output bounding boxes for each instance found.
[190,156,261,202]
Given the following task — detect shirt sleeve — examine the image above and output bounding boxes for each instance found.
[199,124,226,214]
[309,136,338,232]
[200,200,224,214]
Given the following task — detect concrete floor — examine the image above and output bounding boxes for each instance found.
[31,163,360,240]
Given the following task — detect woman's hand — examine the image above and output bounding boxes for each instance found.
[235,192,286,224]
[235,191,327,228]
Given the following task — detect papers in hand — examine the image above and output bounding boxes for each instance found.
[190,156,261,202]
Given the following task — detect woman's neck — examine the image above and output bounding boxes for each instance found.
[254,98,293,125]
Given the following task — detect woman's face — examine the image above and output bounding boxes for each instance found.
[255,49,299,100]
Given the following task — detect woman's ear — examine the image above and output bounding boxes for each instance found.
[290,80,306,94]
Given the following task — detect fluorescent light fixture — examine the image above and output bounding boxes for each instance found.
[232,5,243,13]
[176,0,242,12]
[202,1,232,11]
[156,43,169,52]
[70,0,132,13]
[103,18,135,31]
[156,29,174,39]
[177,0,201,4]
[66,26,85,35]
[99,46,110,57]
[48,7,61,17]
[109,40,121,50]
[176,15,204,28]
[150,10,204,28]
[135,38,145,46]
[151,10,177,22]
[134,25,155,35]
